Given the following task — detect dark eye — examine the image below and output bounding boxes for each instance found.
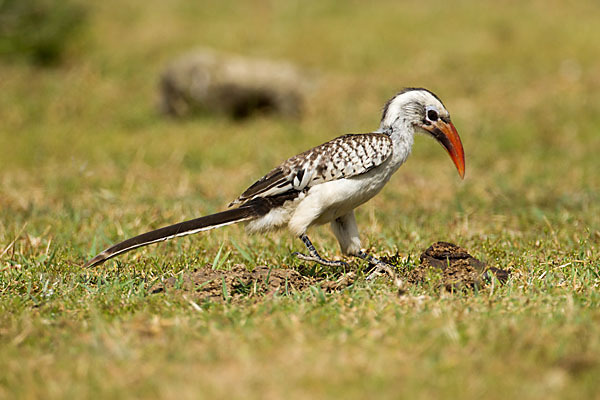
[427,109,439,121]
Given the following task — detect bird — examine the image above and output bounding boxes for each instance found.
[83,88,465,277]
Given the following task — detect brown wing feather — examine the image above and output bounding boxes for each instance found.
[229,133,393,206]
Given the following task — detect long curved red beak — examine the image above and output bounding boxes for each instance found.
[424,120,465,179]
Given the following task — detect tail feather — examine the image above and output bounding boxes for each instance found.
[83,206,258,268]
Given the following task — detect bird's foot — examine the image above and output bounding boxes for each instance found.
[294,234,349,268]
[292,252,349,268]
[365,262,395,280]
[357,252,404,289]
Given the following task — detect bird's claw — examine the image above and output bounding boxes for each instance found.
[365,262,395,280]
[364,261,404,290]
[292,252,349,268]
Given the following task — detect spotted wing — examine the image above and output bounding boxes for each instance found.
[229,133,393,206]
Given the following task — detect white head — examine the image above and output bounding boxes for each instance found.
[379,88,465,178]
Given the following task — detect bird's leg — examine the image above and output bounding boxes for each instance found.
[329,212,398,282]
[354,251,398,282]
[293,234,349,268]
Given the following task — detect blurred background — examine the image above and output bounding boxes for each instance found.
[1,0,598,263]
[1,1,600,398]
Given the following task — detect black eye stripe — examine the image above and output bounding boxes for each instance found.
[427,109,439,121]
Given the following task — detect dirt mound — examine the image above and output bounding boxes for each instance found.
[150,264,355,303]
[388,241,509,291]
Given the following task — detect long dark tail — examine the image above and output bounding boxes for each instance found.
[83,205,259,268]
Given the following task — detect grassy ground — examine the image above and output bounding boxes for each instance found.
[1,0,600,398]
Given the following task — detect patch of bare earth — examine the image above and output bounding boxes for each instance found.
[150,264,355,303]
[150,242,509,302]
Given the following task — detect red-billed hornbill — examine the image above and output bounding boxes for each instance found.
[84,88,465,277]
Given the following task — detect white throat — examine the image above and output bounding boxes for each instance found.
[375,115,415,169]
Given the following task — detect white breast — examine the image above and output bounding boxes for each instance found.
[246,129,414,237]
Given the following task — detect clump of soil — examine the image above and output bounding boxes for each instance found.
[395,241,509,291]
[150,264,355,303]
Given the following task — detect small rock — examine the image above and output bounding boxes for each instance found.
[159,48,315,119]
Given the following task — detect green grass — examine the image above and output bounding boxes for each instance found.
[1,0,600,398]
